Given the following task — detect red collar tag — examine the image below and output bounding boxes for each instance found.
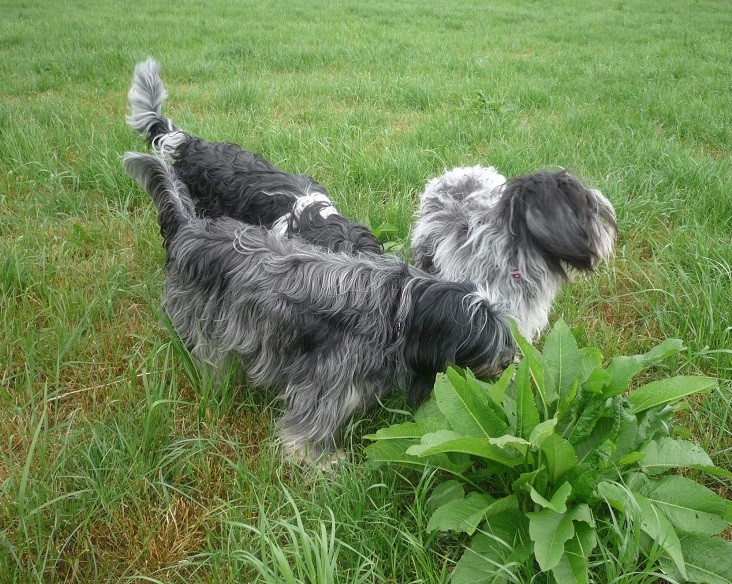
[511,267,522,281]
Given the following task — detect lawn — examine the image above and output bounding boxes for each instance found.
[1,0,730,582]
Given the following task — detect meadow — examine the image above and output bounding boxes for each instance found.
[1,0,730,581]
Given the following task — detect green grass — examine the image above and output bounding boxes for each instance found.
[1,0,730,581]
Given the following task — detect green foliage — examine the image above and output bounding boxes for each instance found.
[2,0,730,581]
[366,321,730,583]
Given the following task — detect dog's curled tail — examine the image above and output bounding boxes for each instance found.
[123,152,194,244]
[126,58,180,147]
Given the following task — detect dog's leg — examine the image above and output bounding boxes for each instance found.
[277,382,364,465]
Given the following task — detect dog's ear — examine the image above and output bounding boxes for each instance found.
[400,280,513,407]
[506,171,598,271]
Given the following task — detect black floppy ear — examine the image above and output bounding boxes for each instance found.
[406,373,439,408]
[400,280,480,407]
[510,171,596,271]
[400,282,461,406]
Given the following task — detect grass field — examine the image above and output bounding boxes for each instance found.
[1,0,730,581]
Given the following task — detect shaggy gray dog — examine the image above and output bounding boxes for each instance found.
[127,58,382,255]
[124,153,515,461]
[412,165,617,341]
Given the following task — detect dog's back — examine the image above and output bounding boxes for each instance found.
[126,59,383,255]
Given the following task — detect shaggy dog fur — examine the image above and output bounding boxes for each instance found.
[412,165,617,341]
[127,58,382,255]
[123,153,515,460]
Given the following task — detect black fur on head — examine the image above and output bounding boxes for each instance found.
[499,170,617,276]
[400,279,515,406]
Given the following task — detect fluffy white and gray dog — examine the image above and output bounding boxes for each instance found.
[123,153,515,461]
[411,166,617,341]
[127,58,382,255]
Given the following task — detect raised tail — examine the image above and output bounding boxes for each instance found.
[126,58,184,154]
[122,152,195,245]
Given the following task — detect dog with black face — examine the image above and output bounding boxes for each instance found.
[127,58,382,255]
[123,153,515,462]
[412,166,617,341]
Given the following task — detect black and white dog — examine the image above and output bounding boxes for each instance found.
[127,58,382,255]
[412,166,617,341]
[123,153,515,461]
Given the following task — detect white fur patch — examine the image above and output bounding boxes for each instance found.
[153,131,188,161]
[271,213,292,235]
[292,193,338,219]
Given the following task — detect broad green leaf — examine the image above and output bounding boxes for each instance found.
[511,320,554,406]
[631,474,729,535]
[372,220,398,236]
[582,366,613,394]
[568,503,595,528]
[529,489,556,512]
[427,492,495,534]
[364,419,472,474]
[562,466,601,502]
[414,397,445,422]
[628,375,717,413]
[543,320,583,401]
[551,522,596,584]
[566,394,609,447]
[485,494,521,519]
[465,364,514,408]
[555,379,580,425]
[540,433,578,484]
[640,438,714,476]
[603,338,684,396]
[578,347,605,391]
[489,434,531,453]
[573,411,620,465]
[529,417,557,449]
[636,403,676,444]
[694,465,732,480]
[434,369,510,438]
[527,508,576,571]
[661,532,732,584]
[451,509,530,584]
[512,468,545,495]
[514,358,541,440]
[426,480,465,514]
[364,441,471,474]
[530,481,572,513]
[364,419,439,441]
[616,451,644,466]
[407,430,524,468]
[611,402,641,462]
[597,482,687,579]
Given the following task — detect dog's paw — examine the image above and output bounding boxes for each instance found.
[279,438,344,469]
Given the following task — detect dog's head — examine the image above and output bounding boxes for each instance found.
[399,278,515,407]
[498,170,617,278]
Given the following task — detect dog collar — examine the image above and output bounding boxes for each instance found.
[511,267,522,281]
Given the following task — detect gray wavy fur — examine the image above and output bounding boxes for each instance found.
[123,153,515,460]
[412,166,617,341]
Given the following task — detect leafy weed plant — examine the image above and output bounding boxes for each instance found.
[366,321,731,583]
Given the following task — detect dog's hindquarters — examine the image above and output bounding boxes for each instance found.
[122,152,195,245]
[126,59,384,256]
